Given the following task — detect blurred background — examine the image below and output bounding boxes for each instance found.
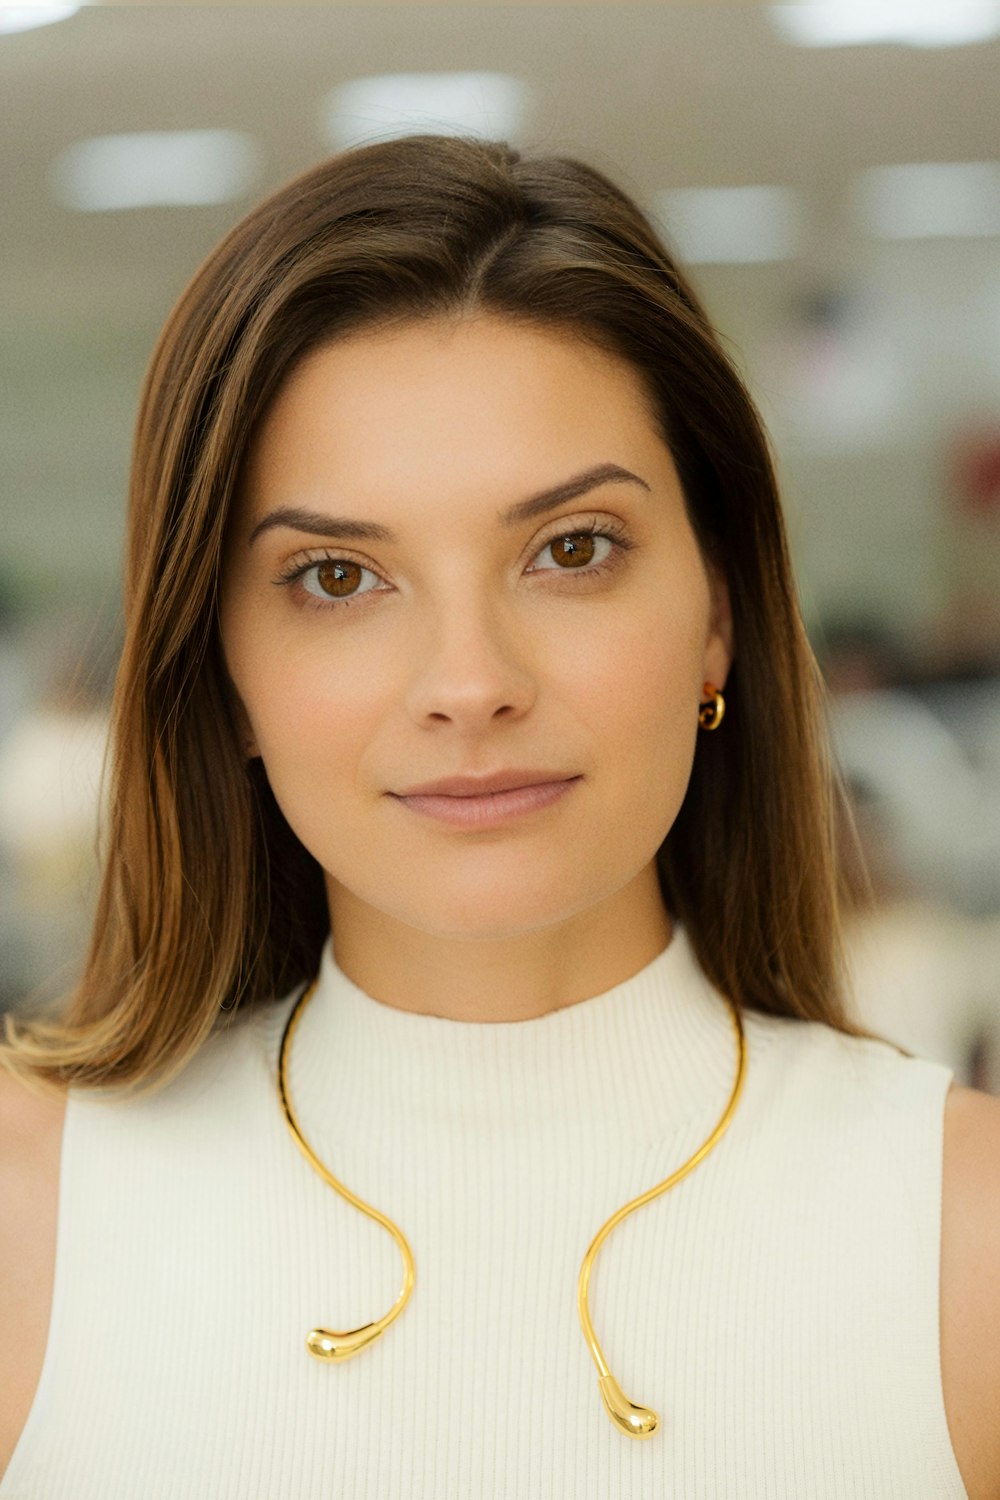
[1,0,998,1090]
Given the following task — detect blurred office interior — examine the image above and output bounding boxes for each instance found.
[1,1,999,1090]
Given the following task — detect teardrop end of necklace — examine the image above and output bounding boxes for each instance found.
[598,1373,659,1438]
[307,1323,383,1361]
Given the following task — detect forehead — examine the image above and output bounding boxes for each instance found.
[242,314,665,497]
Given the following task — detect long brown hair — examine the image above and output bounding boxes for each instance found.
[1,133,895,1100]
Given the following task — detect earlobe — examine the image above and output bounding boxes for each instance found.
[238,711,260,760]
[222,670,259,759]
[698,682,726,730]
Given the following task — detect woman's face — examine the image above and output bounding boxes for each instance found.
[219,313,732,945]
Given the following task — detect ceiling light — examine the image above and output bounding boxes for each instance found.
[653,186,803,264]
[321,72,528,151]
[769,1,1000,47]
[47,130,264,211]
[855,162,1000,238]
[0,5,80,33]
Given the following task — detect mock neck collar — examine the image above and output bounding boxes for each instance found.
[281,922,745,1151]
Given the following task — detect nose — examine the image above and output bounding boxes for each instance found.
[402,597,537,730]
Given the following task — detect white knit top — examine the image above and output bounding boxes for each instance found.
[2,924,968,1498]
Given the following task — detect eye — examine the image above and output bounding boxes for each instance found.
[530,527,616,573]
[527,522,638,579]
[300,558,383,605]
[272,551,390,611]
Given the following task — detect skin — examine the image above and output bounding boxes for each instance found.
[219,312,733,1022]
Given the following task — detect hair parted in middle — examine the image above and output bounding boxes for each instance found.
[0,131,889,1100]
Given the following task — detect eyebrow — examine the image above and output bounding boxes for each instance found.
[246,461,651,548]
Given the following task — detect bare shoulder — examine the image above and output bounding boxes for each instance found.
[0,1062,67,1478]
[0,1059,68,1146]
[941,1082,1000,1500]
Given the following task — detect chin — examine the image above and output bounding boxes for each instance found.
[375,885,582,942]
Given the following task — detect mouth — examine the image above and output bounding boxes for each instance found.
[391,769,581,798]
[388,776,581,829]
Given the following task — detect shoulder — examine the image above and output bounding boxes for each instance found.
[940,1082,1000,1500]
[0,1060,67,1162]
[0,1062,67,1246]
[0,1063,67,1476]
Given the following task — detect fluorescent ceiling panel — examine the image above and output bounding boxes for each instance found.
[322,72,527,151]
[48,130,263,211]
[654,186,803,264]
[769,0,1000,46]
[855,162,1000,237]
[0,6,80,34]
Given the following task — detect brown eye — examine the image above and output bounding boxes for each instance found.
[549,532,597,569]
[282,553,387,610]
[532,529,622,575]
[312,560,366,599]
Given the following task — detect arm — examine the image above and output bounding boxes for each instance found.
[0,1066,66,1477]
[941,1083,1000,1500]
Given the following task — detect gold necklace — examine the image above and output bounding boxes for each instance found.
[277,968,747,1440]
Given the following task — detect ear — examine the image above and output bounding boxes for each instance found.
[703,561,734,691]
[222,671,260,760]
[236,708,260,768]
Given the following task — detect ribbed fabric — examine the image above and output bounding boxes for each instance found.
[2,924,968,1499]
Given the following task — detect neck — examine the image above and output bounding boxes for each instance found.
[283,915,740,1146]
[323,863,672,1023]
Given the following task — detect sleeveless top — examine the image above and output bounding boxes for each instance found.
[1,924,968,1498]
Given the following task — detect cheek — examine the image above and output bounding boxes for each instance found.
[240,643,384,877]
[221,595,378,793]
[567,585,708,860]
[567,587,708,765]
[250,647,379,785]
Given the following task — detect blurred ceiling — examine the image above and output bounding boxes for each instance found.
[3,3,1000,643]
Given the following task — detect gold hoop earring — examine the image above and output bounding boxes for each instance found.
[698,682,725,730]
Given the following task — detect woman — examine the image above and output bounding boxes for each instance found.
[1,133,997,1498]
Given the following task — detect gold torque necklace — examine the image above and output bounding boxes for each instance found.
[277,968,747,1440]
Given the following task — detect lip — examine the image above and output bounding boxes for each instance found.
[392,769,579,797]
[390,777,580,828]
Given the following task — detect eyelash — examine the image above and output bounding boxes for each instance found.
[272,517,636,614]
